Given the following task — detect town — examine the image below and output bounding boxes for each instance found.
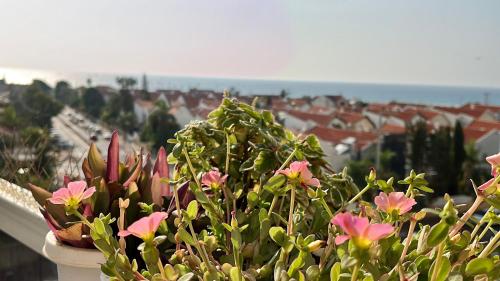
[0,77,499,197]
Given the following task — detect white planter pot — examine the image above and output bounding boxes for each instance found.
[43,231,105,281]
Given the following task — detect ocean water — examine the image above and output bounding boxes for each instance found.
[1,67,499,106]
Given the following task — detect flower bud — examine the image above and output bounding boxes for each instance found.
[306,240,325,252]
[368,168,377,183]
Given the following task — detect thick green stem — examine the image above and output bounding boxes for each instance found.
[348,185,370,204]
[287,186,296,235]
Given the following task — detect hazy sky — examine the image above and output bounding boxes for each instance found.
[1,0,499,87]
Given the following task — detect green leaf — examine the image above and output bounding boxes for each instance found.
[263,174,286,194]
[269,226,287,246]
[247,191,259,209]
[186,200,198,221]
[428,256,450,281]
[229,267,242,281]
[427,220,449,247]
[287,251,307,277]
[416,185,434,193]
[465,257,494,276]
[178,272,195,281]
[330,262,341,281]
[177,227,196,246]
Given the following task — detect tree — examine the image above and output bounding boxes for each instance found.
[116,77,137,90]
[140,101,180,150]
[453,121,466,189]
[429,127,453,195]
[409,121,428,172]
[11,88,63,128]
[117,112,137,135]
[82,87,105,117]
[54,80,79,106]
[26,79,51,95]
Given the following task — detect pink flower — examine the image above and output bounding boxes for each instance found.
[374,192,416,215]
[49,180,96,210]
[478,178,499,194]
[201,168,228,190]
[276,160,320,188]
[331,212,394,249]
[118,212,168,241]
[486,153,500,177]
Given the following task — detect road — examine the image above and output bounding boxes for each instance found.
[51,106,144,180]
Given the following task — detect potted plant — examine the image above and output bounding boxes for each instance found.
[33,97,499,280]
[29,131,172,280]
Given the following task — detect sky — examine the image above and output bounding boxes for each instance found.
[0,0,499,87]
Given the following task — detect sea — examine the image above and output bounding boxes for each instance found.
[1,67,499,106]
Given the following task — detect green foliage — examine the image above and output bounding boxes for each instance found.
[82,87,105,117]
[140,102,180,150]
[54,80,80,106]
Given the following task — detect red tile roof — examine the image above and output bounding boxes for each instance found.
[333,112,366,124]
[381,124,406,135]
[467,119,500,131]
[463,128,491,143]
[285,110,334,126]
[458,104,497,118]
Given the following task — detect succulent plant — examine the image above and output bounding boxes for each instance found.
[29,131,172,249]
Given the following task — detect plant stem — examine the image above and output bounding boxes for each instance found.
[182,147,202,189]
[449,195,484,237]
[223,132,235,220]
[279,147,298,171]
[477,221,493,242]
[478,231,500,258]
[287,185,296,235]
[405,184,414,198]
[348,185,370,204]
[319,198,334,218]
[471,206,493,239]
[400,218,417,263]
[172,183,195,255]
[430,243,445,281]
[72,210,95,232]
[351,262,360,281]
[188,222,214,270]
[268,194,279,217]
[157,259,166,279]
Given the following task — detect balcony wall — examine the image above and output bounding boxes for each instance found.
[0,179,57,280]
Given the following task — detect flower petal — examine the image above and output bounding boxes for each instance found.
[148,212,168,234]
[50,188,71,204]
[126,216,152,238]
[82,186,96,200]
[334,235,350,245]
[364,223,394,241]
[67,181,87,199]
[117,230,131,237]
[478,178,495,191]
